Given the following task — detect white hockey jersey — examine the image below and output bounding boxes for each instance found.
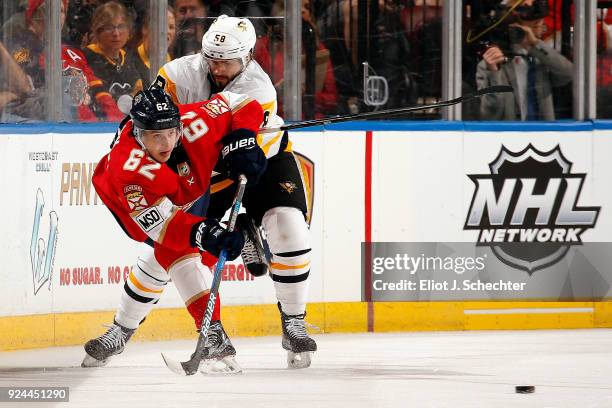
[155,54,288,159]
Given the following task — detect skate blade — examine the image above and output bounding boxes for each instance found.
[199,356,243,375]
[81,354,109,368]
[287,351,313,369]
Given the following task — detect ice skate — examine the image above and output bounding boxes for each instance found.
[198,320,242,375]
[82,320,135,367]
[278,303,317,369]
[237,213,269,277]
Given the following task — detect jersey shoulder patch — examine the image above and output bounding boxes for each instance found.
[203,96,231,116]
[214,92,252,112]
[124,184,149,211]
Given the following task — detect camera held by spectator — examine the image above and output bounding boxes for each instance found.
[476,0,549,72]
[475,0,573,121]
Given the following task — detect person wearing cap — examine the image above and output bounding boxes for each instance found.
[476,0,573,120]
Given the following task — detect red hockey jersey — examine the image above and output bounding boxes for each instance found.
[92,92,263,252]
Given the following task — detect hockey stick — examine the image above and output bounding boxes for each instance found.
[162,175,248,376]
[259,85,513,133]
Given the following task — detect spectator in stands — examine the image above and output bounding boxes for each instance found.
[317,0,360,114]
[0,1,48,122]
[0,0,123,122]
[135,5,176,83]
[403,1,443,109]
[0,0,59,93]
[64,0,144,49]
[369,0,413,110]
[83,1,145,114]
[475,0,573,120]
[0,40,33,116]
[255,0,338,119]
[64,0,104,47]
[61,44,124,121]
[173,0,206,57]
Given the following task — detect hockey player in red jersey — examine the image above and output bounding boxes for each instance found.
[82,88,265,372]
[156,15,318,369]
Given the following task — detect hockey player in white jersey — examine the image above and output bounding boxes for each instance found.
[158,15,316,368]
[90,15,316,369]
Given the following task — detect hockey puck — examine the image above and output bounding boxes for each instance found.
[515,385,535,394]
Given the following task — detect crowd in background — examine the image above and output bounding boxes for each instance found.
[0,0,610,123]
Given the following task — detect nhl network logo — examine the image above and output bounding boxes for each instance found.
[464,144,600,274]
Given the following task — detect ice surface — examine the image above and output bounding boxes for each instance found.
[1,330,612,408]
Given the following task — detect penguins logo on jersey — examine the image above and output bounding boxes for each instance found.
[464,144,600,274]
[279,181,297,194]
[109,82,132,98]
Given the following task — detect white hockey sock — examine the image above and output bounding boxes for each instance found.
[115,248,168,330]
[167,254,213,305]
[262,207,311,316]
[271,250,311,315]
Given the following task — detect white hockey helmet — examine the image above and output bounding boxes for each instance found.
[201,15,256,67]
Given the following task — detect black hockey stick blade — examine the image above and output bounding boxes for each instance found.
[259,85,513,133]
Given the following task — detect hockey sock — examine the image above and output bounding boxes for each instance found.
[187,292,221,329]
[168,254,220,330]
[115,257,168,330]
[262,207,311,316]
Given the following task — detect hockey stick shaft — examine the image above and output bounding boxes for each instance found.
[259,85,513,133]
[166,175,247,376]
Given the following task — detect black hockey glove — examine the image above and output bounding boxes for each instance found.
[190,218,244,261]
[221,129,267,184]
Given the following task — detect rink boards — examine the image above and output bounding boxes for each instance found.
[1,121,612,350]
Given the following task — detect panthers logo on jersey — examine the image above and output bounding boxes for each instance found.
[124,184,148,212]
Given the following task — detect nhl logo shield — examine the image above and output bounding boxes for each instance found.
[464,144,600,274]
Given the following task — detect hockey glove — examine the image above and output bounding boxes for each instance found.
[221,129,267,184]
[190,219,244,261]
